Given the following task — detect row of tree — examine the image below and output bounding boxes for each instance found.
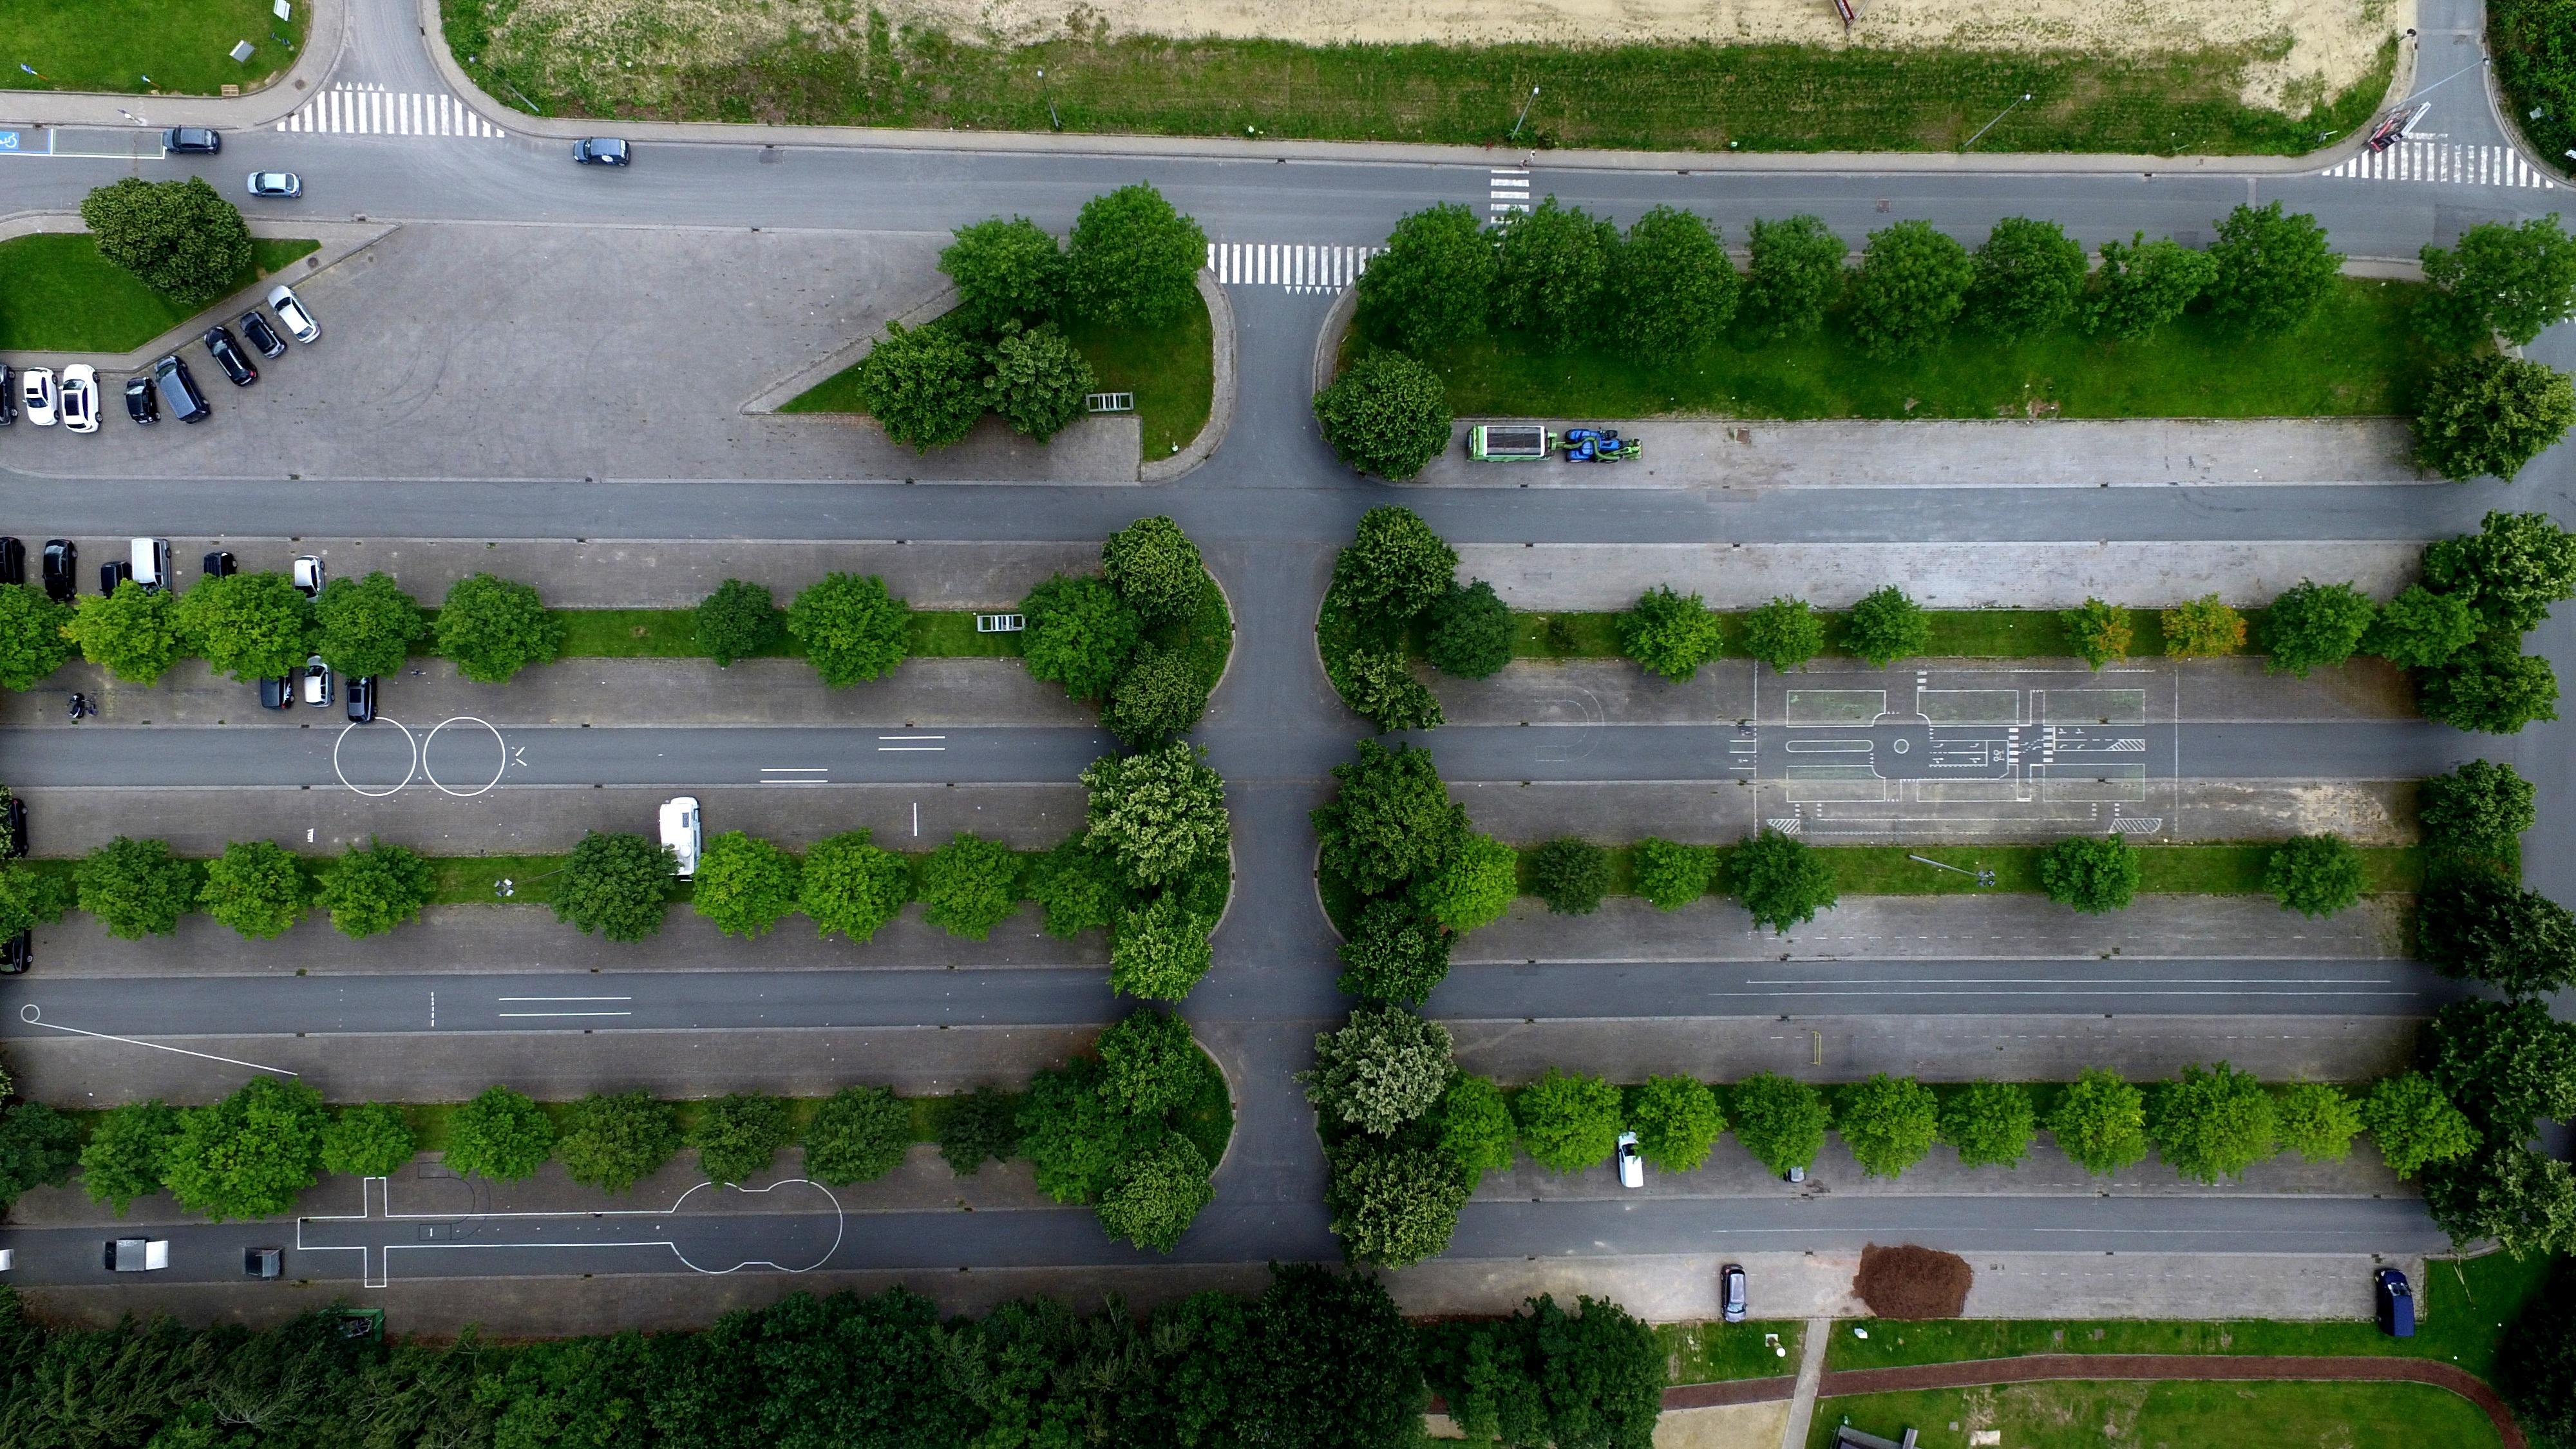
[855,185,1208,450]
[1314,505,1510,730]
[1016,516,1233,748]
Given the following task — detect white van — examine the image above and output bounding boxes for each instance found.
[659,796,701,878]
[129,538,171,592]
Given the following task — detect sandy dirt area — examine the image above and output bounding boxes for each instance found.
[497,0,2407,111]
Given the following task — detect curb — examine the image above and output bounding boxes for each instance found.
[1312,285,1361,397]
[0,0,345,129]
[737,281,960,417]
[1139,270,1236,483]
[0,216,396,370]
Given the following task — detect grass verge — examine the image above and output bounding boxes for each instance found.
[0,236,321,354]
[1662,1319,1806,1383]
[1810,1380,2501,1449]
[0,0,307,97]
[1479,606,2266,663]
[544,607,1026,660]
[1511,842,2421,901]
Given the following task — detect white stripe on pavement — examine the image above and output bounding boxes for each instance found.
[1204,242,1385,293]
[278,82,504,138]
[2320,141,2555,187]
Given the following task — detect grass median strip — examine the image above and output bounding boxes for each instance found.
[1481,607,2260,663]
[0,236,321,354]
[1514,842,2422,900]
[532,607,1024,660]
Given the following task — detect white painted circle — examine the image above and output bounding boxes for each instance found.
[1891,737,1910,754]
[19,1004,39,1023]
[421,717,509,799]
[332,717,419,798]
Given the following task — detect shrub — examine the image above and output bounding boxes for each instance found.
[2149,1063,2277,1184]
[1526,838,1609,915]
[940,215,1065,334]
[1730,1072,1830,1177]
[984,324,1096,442]
[799,829,913,943]
[436,573,562,684]
[1437,1075,1519,1186]
[2266,833,2365,918]
[2261,580,2378,677]
[692,579,779,666]
[68,580,184,684]
[80,1101,182,1214]
[1312,740,1466,896]
[1304,1005,1453,1136]
[1064,183,1207,327]
[2061,598,2133,669]
[79,175,251,305]
[2086,232,2215,341]
[1848,219,1973,358]
[805,1084,916,1185]
[786,573,909,687]
[2413,352,2576,483]
[919,833,1021,939]
[198,839,308,940]
[2418,214,2576,348]
[1327,1137,1470,1268]
[1019,573,1139,700]
[1727,828,1838,933]
[1938,1081,2036,1168]
[1082,741,1231,889]
[936,1086,1023,1175]
[2360,1073,2478,1179]
[1513,1067,1623,1174]
[2205,200,2342,334]
[1836,1073,1940,1179]
[858,321,987,450]
[312,572,427,678]
[2049,1066,2149,1175]
[1358,202,1497,354]
[1968,216,2086,339]
[1104,645,1214,747]
[0,583,76,690]
[2161,594,2246,657]
[690,831,801,939]
[1495,198,1618,347]
[1415,831,1519,933]
[1425,580,1514,679]
[159,1077,327,1221]
[317,839,435,938]
[2418,759,2535,862]
[442,1084,554,1182]
[1741,214,1845,339]
[1110,895,1215,1000]
[1097,1134,1214,1253]
[77,836,201,940]
[1843,585,1929,667]
[1100,516,1206,623]
[1629,1075,1725,1173]
[1318,354,1454,485]
[2362,585,2478,669]
[1633,838,1717,911]
[1617,585,1722,682]
[1615,205,1737,352]
[688,1094,792,1184]
[2273,1081,2363,1163]
[1336,898,1452,1005]
[551,830,675,942]
[1335,649,1443,733]
[320,1103,417,1179]
[558,1091,681,1194]
[2039,835,2140,914]
[2418,637,2560,735]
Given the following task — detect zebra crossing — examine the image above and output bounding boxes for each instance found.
[1206,242,1383,294]
[2318,142,2555,187]
[1490,167,1531,215]
[274,82,506,138]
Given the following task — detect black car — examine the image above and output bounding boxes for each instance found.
[0,931,28,975]
[202,326,259,387]
[0,537,23,587]
[244,1247,282,1280]
[151,354,211,423]
[203,549,236,579]
[258,674,295,710]
[571,137,631,166]
[0,363,14,426]
[345,674,376,724]
[39,540,75,602]
[2376,1267,2416,1338]
[99,560,131,595]
[123,374,158,424]
[3,795,26,858]
[163,126,220,153]
[238,310,287,359]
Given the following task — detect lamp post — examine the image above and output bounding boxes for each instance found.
[1509,85,1540,140]
[1963,92,2032,151]
[1037,66,1060,131]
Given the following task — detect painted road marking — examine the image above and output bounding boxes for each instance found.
[760,766,829,784]
[2320,142,2556,186]
[301,1176,846,1286]
[1205,243,1383,294]
[17,1004,299,1075]
[276,83,505,138]
[495,995,632,1019]
[1490,167,1531,214]
[877,734,946,753]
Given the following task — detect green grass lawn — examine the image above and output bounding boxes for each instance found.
[1517,842,2420,902]
[443,0,2392,157]
[1486,606,2261,663]
[1811,1380,2501,1449]
[1661,1319,1806,1383]
[0,236,320,353]
[540,608,1022,660]
[1406,279,2430,421]
[0,0,308,95]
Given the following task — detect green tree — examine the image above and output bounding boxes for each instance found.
[2264,833,2365,918]
[2273,1081,2363,1163]
[692,579,780,667]
[1938,1081,2036,1168]
[1101,515,1206,623]
[1315,354,1453,481]
[2040,835,2140,914]
[2418,636,2560,735]
[317,838,435,938]
[1097,1134,1214,1252]
[936,1085,1023,1175]
[1082,741,1230,889]
[1334,648,1443,734]
[1027,837,1122,940]
[1617,585,1723,682]
[198,838,308,940]
[2206,201,2342,334]
[0,860,70,942]
[1836,1073,1940,1179]
[2420,214,2576,348]
[1104,645,1213,747]
[1633,838,1716,911]
[2360,1073,2479,1179]
[320,1102,417,1179]
[175,570,312,681]
[1843,585,1930,667]
[0,583,76,690]
[1730,1072,1831,1177]
[1337,897,1452,1005]
[1065,183,1208,327]
[1743,595,1825,673]
[2161,594,2247,657]
[79,175,251,305]
[2086,232,2215,341]
[2149,1062,2277,1184]
[1326,1137,1469,1268]
[1019,573,1139,700]
[1439,1074,1519,1188]
[1849,218,1974,357]
[1358,202,1497,352]
[688,1093,792,1184]
[1110,895,1215,999]
[435,573,562,683]
[2061,597,2134,668]
[2423,509,2576,634]
[0,1103,80,1208]
[159,1077,328,1221]
[67,580,184,684]
[1968,216,2086,339]
[1514,1067,1623,1174]
[799,829,913,943]
[1335,505,1459,625]
[1098,1007,1203,1115]
[1630,1074,1725,1173]
[2362,584,2479,669]
[1727,828,1839,933]
[1741,214,1846,339]
[1020,1057,1165,1203]
[941,215,1065,333]
[1527,838,1609,916]
[2261,579,2378,676]
[1416,830,1519,933]
[80,1100,182,1213]
[2050,1066,2150,1175]
[1615,205,1737,352]
[2423,1143,2576,1258]
[1312,740,1466,895]
[557,1091,679,1194]
[1424,1295,1667,1449]
[1305,1005,1453,1135]
[690,831,800,939]
[2418,759,2535,861]
[1236,1265,1441,1449]
[77,835,200,940]
[856,321,987,452]
[311,572,426,678]
[2413,352,2576,482]
[804,1084,916,1185]
[1495,197,1618,347]
[551,831,674,942]
[984,323,1096,442]
[2502,1260,2576,1443]
[1426,579,1514,679]
[2418,875,2576,996]
[920,832,1021,939]
[2426,998,2576,1138]
[444,1084,555,1181]
[786,572,909,687]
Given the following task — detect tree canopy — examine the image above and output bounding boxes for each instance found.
[551,831,675,942]
[436,573,563,683]
[1314,355,1454,481]
[80,176,251,305]
[786,573,910,687]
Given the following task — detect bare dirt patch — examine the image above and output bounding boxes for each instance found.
[1855,1244,1975,1320]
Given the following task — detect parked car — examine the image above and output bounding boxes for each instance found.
[2375,1267,2415,1338]
[268,285,320,344]
[19,367,57,426]
[6,793,30,858]
[0,930,27,975]
[0,363,14,425]
[152,354,211,423]
[163,126,220,153]
[57,365,97,433]
[0,536,24,586]
[203,325,259,387]
[124,374,159,424]
[659,796,702,878]
[202,550,236,580]
[258,674,295,710]
[104,1238,171,1271]
[129,538,171,592]
[246,170,301,198]
[291,555,326,597]
[571,137,631,166]
[302,655,333,708]
[98,560,130,594]
[245,1247,283,1279]
[345,674,376,724]
[40,540,76,602]
[239,310,287,359]
[1719,1264,1748,1323]
[1615,1130,1643,1189]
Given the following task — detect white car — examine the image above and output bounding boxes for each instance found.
[268,285,320,345]
[659,796,701,878]
[291,555,327,598]
[1616,1130,1643,1188]
[19,368,56,426]
[129,538,171,591]
[104,1237,170,1272]
[57,365,98,433]
[302,654,333,708]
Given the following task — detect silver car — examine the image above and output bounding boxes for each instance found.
[247,170,302,198]
[268,285,320,345]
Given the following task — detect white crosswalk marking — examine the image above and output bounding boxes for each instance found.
[1204,242,1385,294]
[2320,142,2556,187]
[1490,167,1531,214]
[276,82,505,138]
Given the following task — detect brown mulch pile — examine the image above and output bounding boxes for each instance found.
[1853,1244,1973,1319]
